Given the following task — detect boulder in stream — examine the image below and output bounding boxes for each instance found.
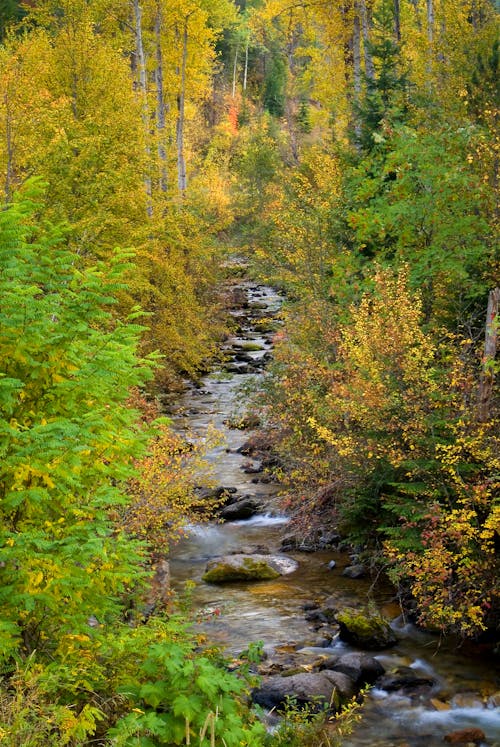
[336,607,397,649]
[342,563,368,579]
[218,497,262,521]
[202,553,298,584]
[375,665,435,694]
[252,670,355,713]
[318,652,386,686]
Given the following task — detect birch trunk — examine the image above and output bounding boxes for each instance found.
[478,288,500,422]
[232,44,239,98]
[426,0,434,82]
[132,0,153,216]
[243,39,249,92]
[155,0,168,193]
[176,20,188,194]
[353,10,362,142]
[357,0,374,80]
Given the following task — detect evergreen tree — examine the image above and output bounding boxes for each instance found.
[0,0,24,39]
[356,0,409,151]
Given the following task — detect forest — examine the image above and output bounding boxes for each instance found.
[0,0,498,744]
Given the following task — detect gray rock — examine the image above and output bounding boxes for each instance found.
[377,666,434,693]
[319,652,385,685]
[336,608,397,649]
[202,553,298,584]
[219,498,261,521]
[342,564,367,579]
[252,670,355,712]
[318,595,338,622]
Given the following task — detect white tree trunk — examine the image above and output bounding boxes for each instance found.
[478,288,500,422]
[357,0,374,80]
[132,0,153,215]
[243,39,249,92]
[232,43,239,98]
[155,0,168,193]
[176,20,188,194]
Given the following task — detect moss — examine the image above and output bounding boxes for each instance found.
[336,608,396,649]
[202,558,281,584]
[241,342,265,351]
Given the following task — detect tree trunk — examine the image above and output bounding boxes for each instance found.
[426,0,434,43]
[394,0,401,41]
[357,0,374,80]
[353,10,362,142]
[155,0,168,193]
[243,38,249,92]
[132,0,153,216]
[478,287,500,422]
[4,90,13,202]
[232,43,239,98]
[176,19,188,194]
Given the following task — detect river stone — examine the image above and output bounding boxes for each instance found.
[318,595,339,622]
[202,554,298,584]
[443,728,485,744]
[218,497,262,521]
[377,666,434,693]
[319,652,386,685]
[342,563,367,579]
[252,670,355,712]
[336,607,397,649]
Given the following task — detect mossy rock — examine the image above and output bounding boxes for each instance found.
[336,608,397,650]
[241,342,265,352]
[202,554,297,584]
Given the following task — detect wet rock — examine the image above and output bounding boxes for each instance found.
[223,414,260,430]
[280,533,316,553]
[443,728,485,744]
[202,554,298,584]
[302,601,320,611]
[237,544,270,555]
[319,652,386,686]
[242,461,263,474]
[218,497,262,521]
[318,595,339,622]
[336,607,397,649]
[224,363,251,374]
[228,287,249,308]
[450,693,485,709]
[195,485,237,503]
[252,670,355,713]
[488,691,500,707]
[327,560,337,570]
[240,342,265,352]
[377,666,434,693]
[318,531,342,549]
[430,698,451,711]
[342,563,368,579]
[305,609,329,624]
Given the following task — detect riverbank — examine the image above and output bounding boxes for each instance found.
[164,273,500,747]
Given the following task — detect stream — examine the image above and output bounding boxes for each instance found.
[165,278,500,747]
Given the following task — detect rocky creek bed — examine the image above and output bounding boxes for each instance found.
[164,277,500,747]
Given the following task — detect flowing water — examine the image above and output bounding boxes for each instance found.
[165,280,500,747]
